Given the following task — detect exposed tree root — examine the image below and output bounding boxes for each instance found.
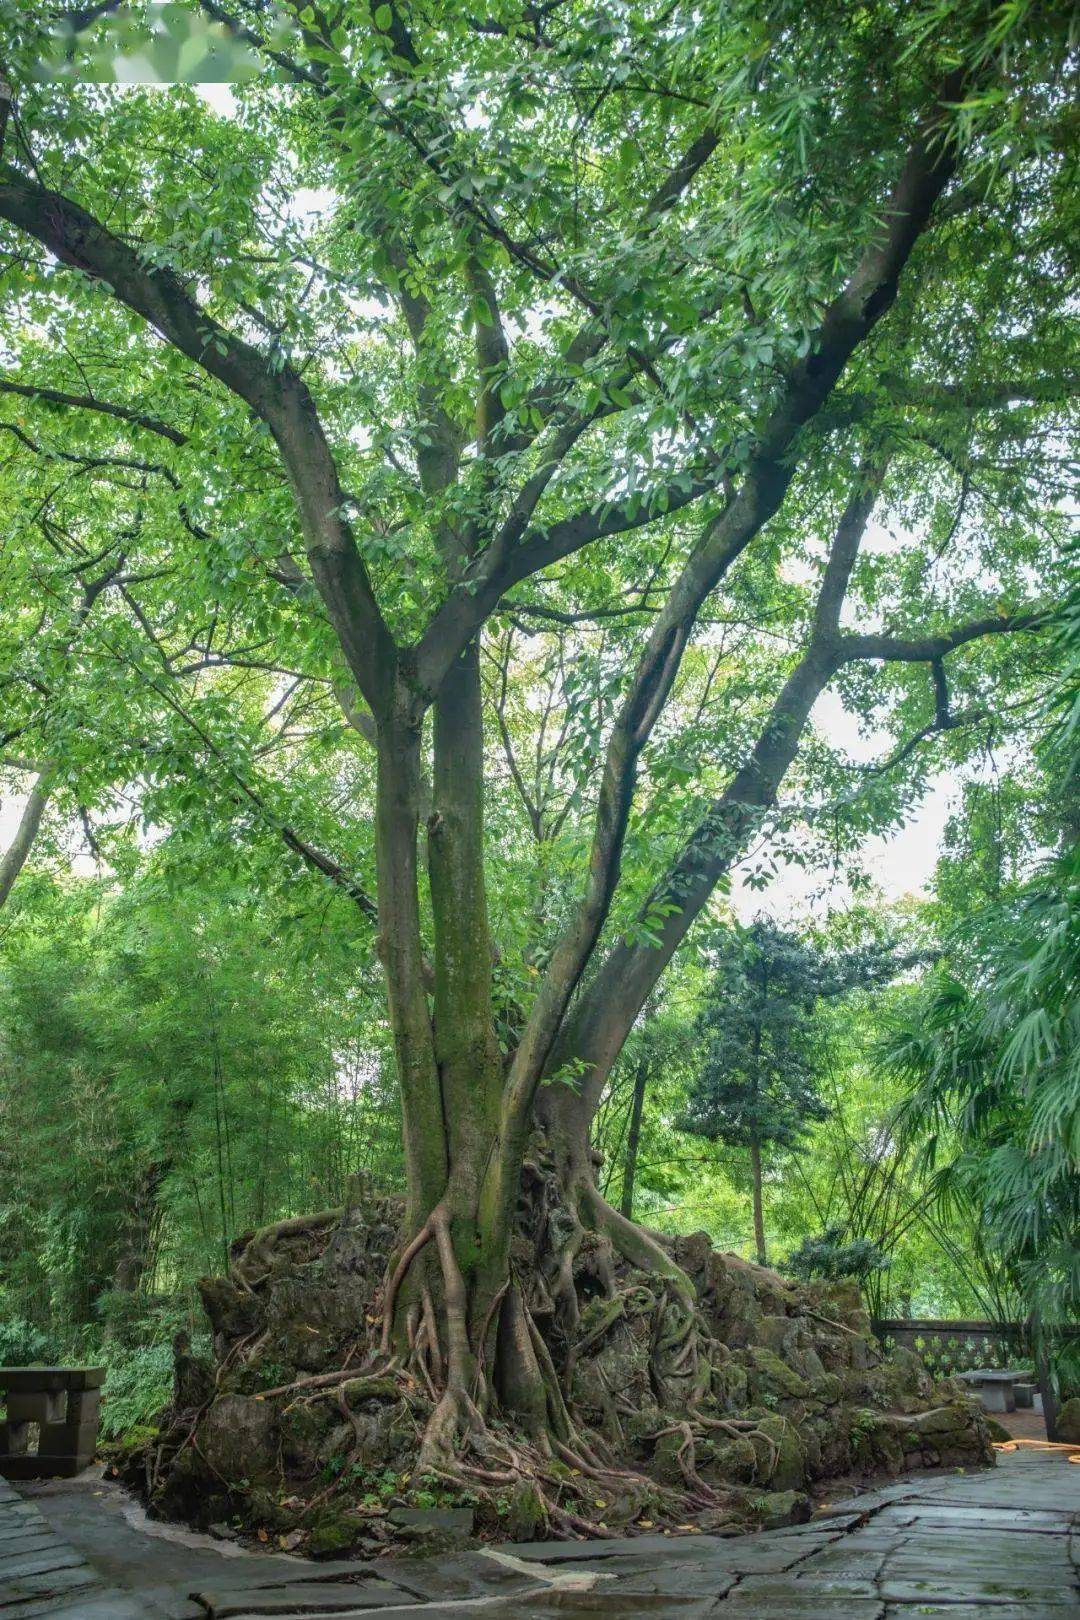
[143,1166,995,1553]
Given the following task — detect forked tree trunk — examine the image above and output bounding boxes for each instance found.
[375,648,552,1451]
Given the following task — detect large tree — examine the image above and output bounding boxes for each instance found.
[0,0,1075,1481]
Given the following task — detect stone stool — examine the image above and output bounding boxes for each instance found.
[0,1366,105,1478]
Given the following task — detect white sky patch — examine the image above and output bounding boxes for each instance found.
[730,777,954,921]
[291,187,336,226]
[195,83,237,117]
[730,686,957,922]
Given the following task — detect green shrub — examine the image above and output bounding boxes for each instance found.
[786,1227,890,1286]
[99,1342,174,1440]
[0,1318,60,1366]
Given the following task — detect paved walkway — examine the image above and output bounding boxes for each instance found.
[0,1472,149,1618]
[2,1445,1078,1617]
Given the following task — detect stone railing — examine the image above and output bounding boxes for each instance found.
[871,1319,1027,1378]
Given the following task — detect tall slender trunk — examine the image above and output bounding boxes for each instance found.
[620,1054,648,1220]
[748,1137,767,1267]
[427,643,507,1334]
[375,649,519,1428]
[375,707,446,1232]
[0,764,56,909]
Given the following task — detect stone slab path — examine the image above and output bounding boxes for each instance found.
[0,1471,151,1618]
[2,1446,1077,1618]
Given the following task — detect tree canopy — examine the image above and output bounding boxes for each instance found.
[0,0,1076,1521]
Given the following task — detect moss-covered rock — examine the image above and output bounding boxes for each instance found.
[875,1347,935,1413]
[144,1190,997,1552]
[909,1400,993,1465]
[278,1399,337,1475]
[851,1410,905,1476]
[705,1434,757,1484]
[808,1370,843,1407]
[341,1374,404,1406]
[741,1345,811,1402]
[199,1394,280,1487]
[1056,1396,1080,1444]
[753,1488,813,1529]
[505,1479,546,1542]
[754,1314,797,1356]
[307,1507,363,1557]
[387,1504,475,1551]
[710,1352,749,1411]
[754,1413,807,1490]
[572,1313,652,1419]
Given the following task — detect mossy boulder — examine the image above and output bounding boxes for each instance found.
[1056,1397,1080,1444]
[706,1434,757,1484]
[652,1427,691,1485]
[741,1345,811,1402]
[259,1263,374,1373]
[279,1399,337,1474]
[851,1410,905,1475]
[753,1413,807,1490]
[505,1480,546,1541]
[814,1410,854,1477]
[754,1314,798,1357]
[199,1394,280,1487]
[308,1506,363,1557]
[808,1370,843,1407]
[876,1347,935,1413]
[710,1353,749,1411]
[572,1313,652,1418]
[908,1401,993,1465]
[754,1488,813,1529]
[197,1276,263,1347]
[388,1504,475,1550]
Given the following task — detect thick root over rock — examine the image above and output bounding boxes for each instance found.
[136,1168,994,1557]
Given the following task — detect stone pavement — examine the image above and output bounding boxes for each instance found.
[2,1445,1078,1618]
[0,1471,150,1617]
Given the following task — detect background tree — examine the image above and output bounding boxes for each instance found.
[885,561,1080,1429]
[682,922,835,1265]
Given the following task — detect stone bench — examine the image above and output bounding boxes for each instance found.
[955,1368,1029,1413]
[0,1366,105,1479]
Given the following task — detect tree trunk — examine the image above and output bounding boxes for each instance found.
[0,764,56,909]
[110,1161,168,1307]
[375,649,544,1454]
[620,1053,648,1220]
[749,1137,767,1267]
[537,641,842,1165]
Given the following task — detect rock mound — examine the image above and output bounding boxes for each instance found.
[137,1182,992,1554]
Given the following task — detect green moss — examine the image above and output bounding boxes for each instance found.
[742,1345,810,1401]
[307,1509,361,1557]
[755,1413,806,1491]
[341,1375,403,1405]
[506,1479,546,1541]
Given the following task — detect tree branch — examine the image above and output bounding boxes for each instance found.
[416,74,966,700]
[0,763,57,910]
[838,611,1044,664]
[0,164,398,715]
[0,376,189,443]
